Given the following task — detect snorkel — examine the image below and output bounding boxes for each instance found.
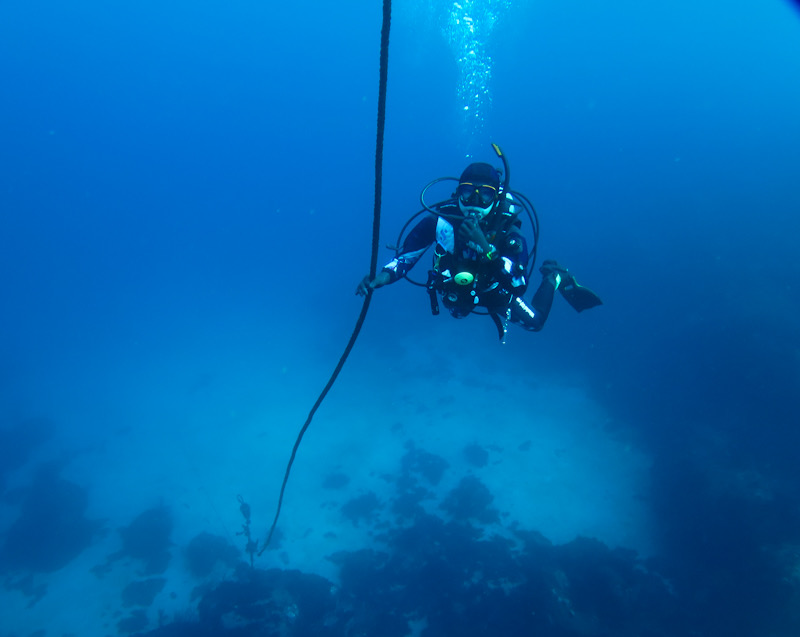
[491,142,511,198]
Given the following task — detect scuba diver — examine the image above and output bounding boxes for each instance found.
[356,145,602,340]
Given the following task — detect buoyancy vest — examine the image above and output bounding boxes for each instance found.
[429,197,527,313]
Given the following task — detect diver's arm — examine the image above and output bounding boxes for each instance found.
[356,271,391,296]
[355,216,436,295]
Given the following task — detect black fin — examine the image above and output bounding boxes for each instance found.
[559,279,603,312]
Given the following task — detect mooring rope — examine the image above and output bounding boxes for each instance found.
[259,0,392,555]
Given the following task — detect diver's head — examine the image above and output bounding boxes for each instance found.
[456,162,501,219]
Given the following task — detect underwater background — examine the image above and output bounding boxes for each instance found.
[1,1,799,635]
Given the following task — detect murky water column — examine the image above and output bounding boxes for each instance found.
[443,0,512,153]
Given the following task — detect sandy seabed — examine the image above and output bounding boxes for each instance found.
[1,322,651,636]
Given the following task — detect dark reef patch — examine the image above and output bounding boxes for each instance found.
[120,506,173,574]
[463,442,489,467]
[121,577,166,607]
[0,461,99,574]
[117,608,148,634]
[340,492,381,527]
[0,418,55,493]
[100,505,173,576]
[2,572,48,607]
[321,472,350,490]
[400,442,449,485]
[184,532,240,578]
[135,511,695,637]
[124,439,800,637]
[440,474,499,524]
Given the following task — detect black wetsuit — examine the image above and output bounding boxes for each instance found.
[382,199,557,334]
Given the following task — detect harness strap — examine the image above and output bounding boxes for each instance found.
[488,312,506,341]
[426,270,440,315]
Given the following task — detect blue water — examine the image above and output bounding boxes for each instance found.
[1,1,799,635]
